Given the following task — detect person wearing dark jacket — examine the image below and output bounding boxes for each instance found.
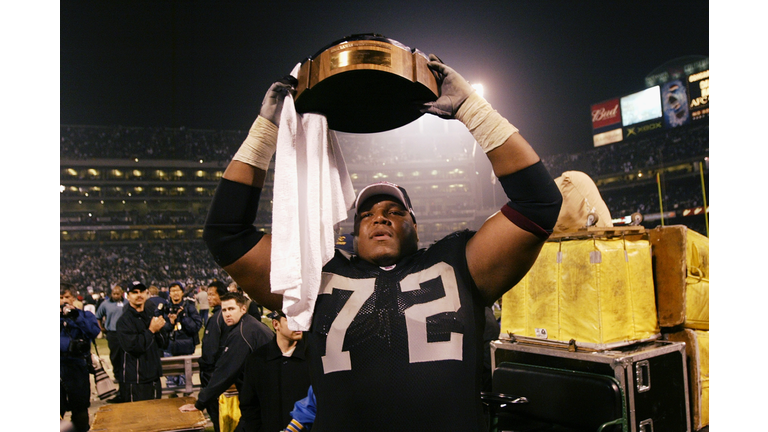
[163,281,203,390]
[60,283,101,432]
[164,281,203,355]
[235,309,310,432]
[179,292,274,418]
[198,280,231,432]
[116,281,169,402]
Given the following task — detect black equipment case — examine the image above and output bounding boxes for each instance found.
[490,337,691,432]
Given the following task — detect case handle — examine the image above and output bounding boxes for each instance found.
[638,418,654,432]
[635,360,651,393]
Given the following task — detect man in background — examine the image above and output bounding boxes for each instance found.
[61,282,101,432]
[116,281,169,402]
[179,292,274,425]
[146,285,169,312]
[94,283,127,403]
[235,309,310,432]
[163,281,202,390]
[197,280,229,432]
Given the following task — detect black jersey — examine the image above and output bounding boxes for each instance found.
[306,230,488,431]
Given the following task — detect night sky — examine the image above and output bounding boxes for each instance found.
[60,0,709,157]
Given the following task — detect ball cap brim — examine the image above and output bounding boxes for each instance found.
[354,181,416,223]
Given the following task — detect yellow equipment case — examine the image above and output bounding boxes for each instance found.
[650,225,709,330]
[501,227,660,350]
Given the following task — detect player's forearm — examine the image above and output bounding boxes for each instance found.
[457,92,561,234]
[484,132,541,178]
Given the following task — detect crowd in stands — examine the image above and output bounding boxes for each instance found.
[61,210,205,226]
[61,122,707,183]
[60,125,243,161]
[541,124,708,179]
[60,121,709,293]
[60,242,230,296]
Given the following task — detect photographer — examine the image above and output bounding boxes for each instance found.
[162,281,202,390]
[60,282,101,432]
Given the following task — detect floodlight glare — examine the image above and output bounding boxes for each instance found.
[471,84,484,98]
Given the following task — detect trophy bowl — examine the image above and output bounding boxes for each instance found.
[294,34,439,134]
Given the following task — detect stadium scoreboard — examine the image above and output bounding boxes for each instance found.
[591,56,708,147]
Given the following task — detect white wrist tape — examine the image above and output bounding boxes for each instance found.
[456,92,519,153]
[232,116,278,171]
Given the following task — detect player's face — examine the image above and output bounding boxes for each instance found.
[221,299,247,326]
[207,287,221,308]
[169,286,183,303]
[355,196,418,267]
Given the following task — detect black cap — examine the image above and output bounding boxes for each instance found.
[267,309,286,320]
[354,181,416,223]
[128,281,147,292]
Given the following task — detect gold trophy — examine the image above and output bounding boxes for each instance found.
[294,34,439,133]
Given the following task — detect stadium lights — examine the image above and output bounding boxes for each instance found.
[472,83,484,98]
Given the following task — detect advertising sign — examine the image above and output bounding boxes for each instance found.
[591,99,622,131]
[688,69,709,121]
[593,128,623,147]
[591,98,623,147]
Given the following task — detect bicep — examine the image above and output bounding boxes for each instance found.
[466,211,545,305]
[223,234,282,311]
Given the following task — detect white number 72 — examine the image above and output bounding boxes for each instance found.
[320,262,463,374]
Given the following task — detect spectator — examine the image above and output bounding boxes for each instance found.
[198,280,231,432]
[229,283,263,319]
[94,284,128,403]
[146,285,169,313]
[163,281,202,390]
[178,293,274,421]
[235,309,310,432]
[60,282,101,432]
[116,281,169,402]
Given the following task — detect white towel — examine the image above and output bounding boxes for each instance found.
[270,66,356,331]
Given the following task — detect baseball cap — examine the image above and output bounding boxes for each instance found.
[267,309,286,320]
[128,281,147,292]
[354,181,416,223]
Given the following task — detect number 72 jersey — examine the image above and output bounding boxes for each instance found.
[306,230,488,431]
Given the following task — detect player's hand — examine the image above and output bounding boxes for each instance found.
[149,316,165,333]
[420,54,475,119]
[260,76,298,126]
[178,403,198,412]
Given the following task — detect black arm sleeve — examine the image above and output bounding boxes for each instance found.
[498,160,563,232]
[203,178,265,267]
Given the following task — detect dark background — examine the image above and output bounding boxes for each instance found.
[60,0,709,157]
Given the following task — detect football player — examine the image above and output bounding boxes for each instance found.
[202,55,562,430]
